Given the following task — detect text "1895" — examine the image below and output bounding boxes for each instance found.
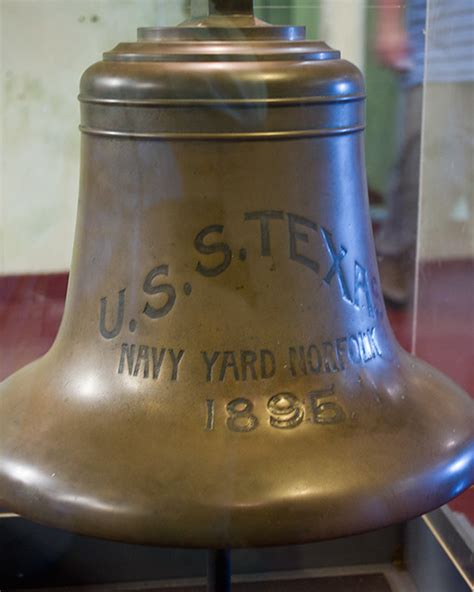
[205,386,345,432]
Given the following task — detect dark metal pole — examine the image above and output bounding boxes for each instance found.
[207,549,232,592]
[209,0,254,15]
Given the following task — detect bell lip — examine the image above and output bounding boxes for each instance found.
[1,358,472,548]
[1,463,472,549]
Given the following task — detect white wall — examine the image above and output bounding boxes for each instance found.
[0,0,186,275]
[319,0,366,72]
[8,1,468,273]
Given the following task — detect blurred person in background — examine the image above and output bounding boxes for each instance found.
[373,0,473,306]
[373,0,426,306]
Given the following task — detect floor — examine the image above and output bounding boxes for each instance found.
[27,573,394,592]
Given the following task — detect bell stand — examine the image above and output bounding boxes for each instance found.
[208,549,232,591]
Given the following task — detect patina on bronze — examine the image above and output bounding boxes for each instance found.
[0,0,472,548]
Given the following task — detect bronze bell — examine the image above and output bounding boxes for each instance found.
[0,0,473,549]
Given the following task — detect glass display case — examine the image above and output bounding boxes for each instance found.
[0,1,472,590]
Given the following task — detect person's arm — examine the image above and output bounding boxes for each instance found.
[374,0,410,70]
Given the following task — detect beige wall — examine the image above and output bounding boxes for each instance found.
[319,0,366,72]
[0,0,186,275]
[1,0,370,275]
[2,1,471,275]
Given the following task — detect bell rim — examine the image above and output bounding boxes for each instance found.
[0,352,472,548]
